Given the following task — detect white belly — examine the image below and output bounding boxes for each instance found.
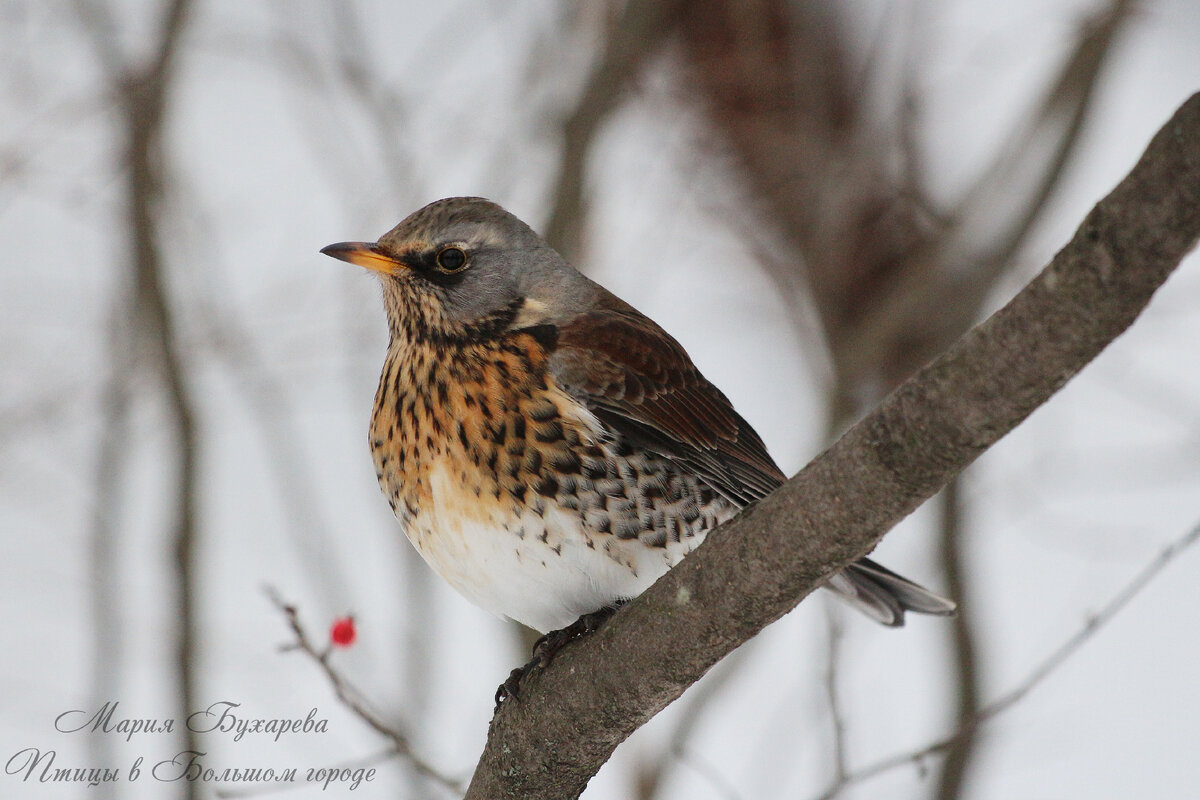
[405,461,699,633]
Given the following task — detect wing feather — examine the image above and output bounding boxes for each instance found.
[545,309,785,506]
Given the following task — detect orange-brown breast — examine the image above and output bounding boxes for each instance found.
[370,328,610,547]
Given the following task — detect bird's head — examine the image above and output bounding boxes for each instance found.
[322,197,596,343]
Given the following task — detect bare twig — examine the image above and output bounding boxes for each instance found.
[812,517,1200,800]
[263,587,464,794]
[822,605,849,786]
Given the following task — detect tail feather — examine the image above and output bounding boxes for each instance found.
[824,557,957,627]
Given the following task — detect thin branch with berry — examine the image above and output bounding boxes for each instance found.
[263,586,463,793]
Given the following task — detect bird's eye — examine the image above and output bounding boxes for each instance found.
[436,246,468,273]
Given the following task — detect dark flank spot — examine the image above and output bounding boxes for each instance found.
[523,448,542,474]
[614,519,642,539]
[607,497,635,515]
[372,439,384,448]
[558,475,578,496]
[596,516,611,534]
[528,400,557,422]
[493,359,511,380]
[388,497,397,511]
[474,486,481,497]
[534,474,559,498]
[375,471,383,481]
[643,528,667,548]
[465,394,476,408]
[493,487,502,499]
[538,530,549,544]
[486,450,498,473]
[585,537,595,549]
[641,483,665,501]
[425,435,435,451]
[614,438,634,457]
[478,395,492,419]
[435,380,449,407]
[457,422,469,450]
[533,420,563,443]
[514,526,526,540]
[511,483,526,503]
[512,414,526,439]
[551,543,562,556]
[506,438,525,457]
[532,497,546,517]
[549,451,582,474]
[698,486,715,506]
[558,494,580,511]
[581,458,608,480]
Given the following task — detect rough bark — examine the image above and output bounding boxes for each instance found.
[464,93,1200,800]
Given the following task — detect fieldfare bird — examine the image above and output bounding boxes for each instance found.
[322,197,955,651]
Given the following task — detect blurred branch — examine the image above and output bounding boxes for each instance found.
[88,312,134,800]
[636,648,751,800]
[465,94,1200,800]
[835,0,1136,394]
[264,587,463,794]
[72,5,199,798]
[814,516,1200,800]
[934,477,980,800]
[822,606,849,786]
[542,0,684,260]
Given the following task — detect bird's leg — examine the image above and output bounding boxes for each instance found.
[495,602,625,708]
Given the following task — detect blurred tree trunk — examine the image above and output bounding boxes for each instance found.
[75,2,199,796]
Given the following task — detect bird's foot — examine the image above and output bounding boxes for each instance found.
[494,603,622,709]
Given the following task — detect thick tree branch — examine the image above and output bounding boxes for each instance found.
[466,93,1200,800]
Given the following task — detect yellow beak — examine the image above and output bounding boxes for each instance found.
[320,241,406,275]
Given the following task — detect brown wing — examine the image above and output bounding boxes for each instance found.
[546,308,785,507]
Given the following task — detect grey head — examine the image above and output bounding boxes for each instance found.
[321,197,611,339]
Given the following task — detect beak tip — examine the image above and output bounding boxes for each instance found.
[319,241,400,274]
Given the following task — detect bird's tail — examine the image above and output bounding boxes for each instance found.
[824,557,957,626]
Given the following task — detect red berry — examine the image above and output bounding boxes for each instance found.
[330,616,356,648]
